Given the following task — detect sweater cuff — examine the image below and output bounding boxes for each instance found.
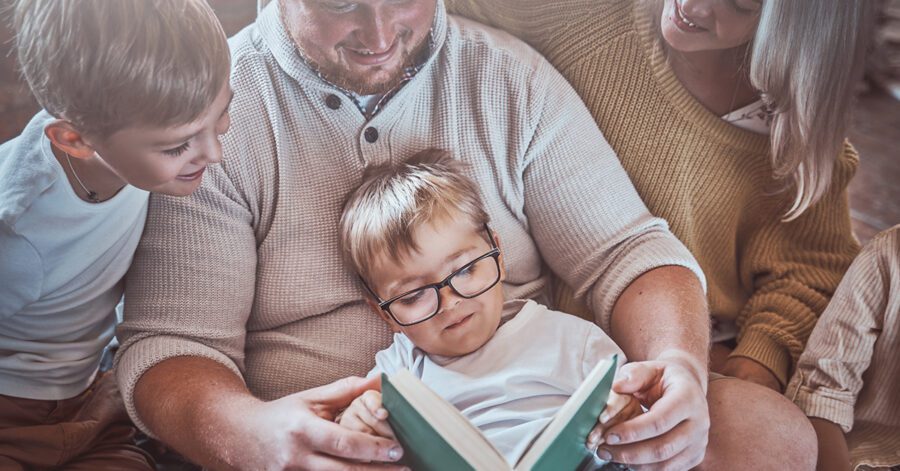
[587,230,706,334]
[729,330,792,387]
[785,371,855,433]
[113,335,244,437]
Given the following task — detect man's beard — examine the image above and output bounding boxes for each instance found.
[299,32,429,96]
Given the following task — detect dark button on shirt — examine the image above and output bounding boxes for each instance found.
[325,94,342,110]
[364,127,379,143]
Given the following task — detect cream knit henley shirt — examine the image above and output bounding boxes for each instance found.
[114,0,704,434]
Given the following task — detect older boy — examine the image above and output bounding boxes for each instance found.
[0,1,231,468]
[337,149,640,465]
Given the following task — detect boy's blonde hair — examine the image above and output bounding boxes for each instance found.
[340,149,490,283]
[13,0,230,138]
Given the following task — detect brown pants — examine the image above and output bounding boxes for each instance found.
[0,371,154,471]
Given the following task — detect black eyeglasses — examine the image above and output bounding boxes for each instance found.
[361,224,501,327]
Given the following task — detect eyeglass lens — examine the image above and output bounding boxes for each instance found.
[389,255,499,324]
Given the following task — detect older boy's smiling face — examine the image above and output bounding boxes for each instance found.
[86,82,233,197]
[367,216,505,357]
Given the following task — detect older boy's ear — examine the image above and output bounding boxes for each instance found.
[44,120,96,160]
[365,297,402,333]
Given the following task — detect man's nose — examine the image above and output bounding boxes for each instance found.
[355,9,395,52]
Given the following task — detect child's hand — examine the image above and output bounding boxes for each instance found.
[586,391,643,452]
[338,390,396,439]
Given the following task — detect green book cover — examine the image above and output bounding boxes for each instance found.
[381,355,618,471]
[524,355,617,471]
[381,372,476,471]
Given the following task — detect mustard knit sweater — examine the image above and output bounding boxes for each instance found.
[447,0,861,385]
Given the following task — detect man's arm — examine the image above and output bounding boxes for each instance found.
[610,266,709,383]
[597,266,710,469]
[515,53,710,469]
[134,356,405,470]
[115,125,405,469]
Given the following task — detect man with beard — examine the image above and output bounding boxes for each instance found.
[112,1,784,469]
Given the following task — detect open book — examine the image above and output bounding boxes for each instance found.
[381,355,618,471]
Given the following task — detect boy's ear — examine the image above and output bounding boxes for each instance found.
[365,297,402,333]
[44,120,97,160]
[492,230,507,282]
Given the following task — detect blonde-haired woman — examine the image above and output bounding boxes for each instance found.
[447,0,870,469]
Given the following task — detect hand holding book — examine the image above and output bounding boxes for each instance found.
[339,388,395,439]
[587,390,644,451]
[339,381,643,455]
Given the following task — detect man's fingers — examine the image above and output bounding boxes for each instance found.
[303,453,409,471]
[613,362,663,396]
[603,387,693,445]
[598,391,632,424]
[303,417,403,463]
[589,395,645,448]
[598,419,698,466]
[301,376,381,407]
[629,444,705,471]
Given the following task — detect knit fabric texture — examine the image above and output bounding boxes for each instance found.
[113,0,703,435]
[446,0,861,385]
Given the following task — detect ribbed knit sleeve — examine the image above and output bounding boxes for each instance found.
[731,144,860,386]
[519,57,705,334]
[114,166,258,435]
[114,72,263,435]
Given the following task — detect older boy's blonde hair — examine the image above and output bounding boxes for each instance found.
[340,149,490,283]
[13,0,230,138]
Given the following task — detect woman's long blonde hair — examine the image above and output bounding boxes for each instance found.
[750,0,872,220]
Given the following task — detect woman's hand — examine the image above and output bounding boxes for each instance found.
[720,357,781,392]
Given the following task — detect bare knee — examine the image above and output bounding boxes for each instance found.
[697,377,817,471]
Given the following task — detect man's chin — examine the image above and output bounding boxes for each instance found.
[331,69,406,96]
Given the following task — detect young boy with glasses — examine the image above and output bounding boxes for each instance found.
[337,149,640,465]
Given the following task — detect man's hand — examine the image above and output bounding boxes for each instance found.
[240,376,407,470]
[720,356,781,392]
[593,354,709,470]
[587,390,643,451]
[339,390,396,439]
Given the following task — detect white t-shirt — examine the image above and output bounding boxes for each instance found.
[0,111,149,400]
[369,299,624,465]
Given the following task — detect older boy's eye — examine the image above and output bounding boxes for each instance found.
[163,142,191,157]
